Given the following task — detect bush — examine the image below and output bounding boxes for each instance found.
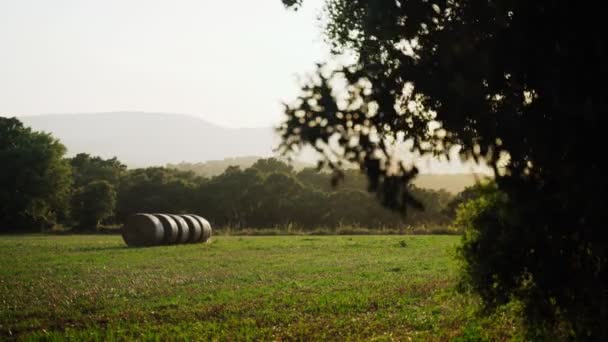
[455,183,595,340]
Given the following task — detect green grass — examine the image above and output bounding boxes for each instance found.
[0,235,521,341]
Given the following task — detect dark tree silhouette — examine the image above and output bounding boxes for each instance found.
[281,0,607,339]
[69,153,126,189]
[71,180,116,231]
[0,117,72,232]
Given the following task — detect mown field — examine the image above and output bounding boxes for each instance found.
[0,235,521,341]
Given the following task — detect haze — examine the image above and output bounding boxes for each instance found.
[0,0,491,174]
[0,0,326,128]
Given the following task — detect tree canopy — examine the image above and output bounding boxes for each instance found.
[69,153,126,189]
[0,117,72,232]
[71,180,117,231]
[281,0,607,339]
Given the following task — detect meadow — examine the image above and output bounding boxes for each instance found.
[0,235,520,341]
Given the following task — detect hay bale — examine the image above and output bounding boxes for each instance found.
[168,214,190,244]
[188,215,206,243]
[153,214,178,244]
[121,213,164,247]
[179,214,202,243]
[191,214,212,242]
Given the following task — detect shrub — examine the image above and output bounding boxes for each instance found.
[455,183,591,339]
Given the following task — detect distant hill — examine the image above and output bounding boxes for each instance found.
[167,157,311,178]
[19,112,277,167]
[413,173,488,193]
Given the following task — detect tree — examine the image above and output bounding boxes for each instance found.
[250,172,304,227]
[69,153,126,189]
[282,1,607,339]
[195,166,263,228]
[116,167,200,221]
[0,117,72,232]
[251,158,294,175]
[443,182,493,221]
[71,180,116,231]
[68,153,126,225]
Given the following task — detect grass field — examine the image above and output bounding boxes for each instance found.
[0,235,521,341]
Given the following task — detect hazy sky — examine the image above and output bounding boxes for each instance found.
[0,0,327,128]
[0,1,492,173]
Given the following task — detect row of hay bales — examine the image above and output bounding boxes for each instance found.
[122,213,212,247]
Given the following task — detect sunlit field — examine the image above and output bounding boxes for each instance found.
[0,235,520,341]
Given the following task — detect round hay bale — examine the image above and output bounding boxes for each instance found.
[121,213,164,247]
[153,214,179,244]
[191,214,212,242]
[188,215,207,243]
[179,214,202,243]
[168,214,190,244]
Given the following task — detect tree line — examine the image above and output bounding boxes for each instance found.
[1,117,457,233]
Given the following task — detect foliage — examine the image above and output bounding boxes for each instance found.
[282,0,607,338]
[172,159,480,194]
[167,156,261,177]
[167,157,312,178]
[443,181,494,221]
[250,157,295,174]
[0,120,454,232]
[116,167,200,220]
[110,157,452,229]
[71,180,117,231]
[0,235,523,340]
[69,153,126,189]
[0,117,72,232]
[192,159,451,229]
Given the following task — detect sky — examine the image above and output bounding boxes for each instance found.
[0,0,327,128]
[0,0,492,173]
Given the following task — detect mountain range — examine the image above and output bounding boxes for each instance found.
[19,112,277,167]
